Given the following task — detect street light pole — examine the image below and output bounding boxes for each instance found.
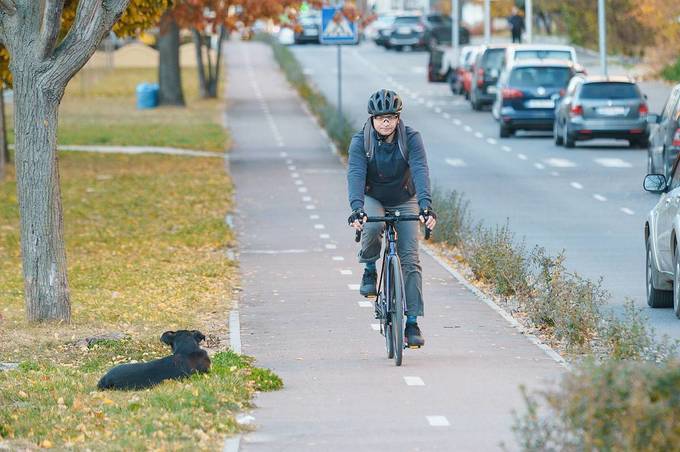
[484,0,491,44]
[525,0,533,44]
[451,0,459,57]
[598,0,608,77]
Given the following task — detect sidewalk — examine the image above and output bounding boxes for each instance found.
[226,40,565,451]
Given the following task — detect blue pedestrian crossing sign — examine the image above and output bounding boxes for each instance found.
[320,6,358,45]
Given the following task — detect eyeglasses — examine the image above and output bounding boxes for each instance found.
[373,114,399,124]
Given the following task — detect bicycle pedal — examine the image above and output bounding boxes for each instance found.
[405,344,422,349]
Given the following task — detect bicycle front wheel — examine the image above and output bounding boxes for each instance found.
[389,256,406,366]
[382,293,394,359]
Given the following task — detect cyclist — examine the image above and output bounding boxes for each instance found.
[347,89,437,348]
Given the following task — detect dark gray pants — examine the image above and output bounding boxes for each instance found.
[359,195,424,316]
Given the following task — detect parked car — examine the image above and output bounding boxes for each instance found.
[294,14,321,44]
[469,44,508,110]
[554,76,650,149]
[421,13,470,50]
[449,46,479,94]
[647,83,680,178]
[428,45,479,89]
[370,13,398,47]
[388,14,426,51]
[493,60,576,138]
[461,47,481,99]
[643,158,680,313]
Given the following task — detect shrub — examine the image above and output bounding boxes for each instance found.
[465,221,529,297]
[662,56,680,82]
[431,187,471,247]
[513,359,680,451]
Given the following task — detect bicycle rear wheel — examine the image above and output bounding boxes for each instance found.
[382,293,394,359]
[389,256,405,366]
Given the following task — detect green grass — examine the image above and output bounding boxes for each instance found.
[662,57,680,83]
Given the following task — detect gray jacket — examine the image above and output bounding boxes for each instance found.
[347,120,431,211]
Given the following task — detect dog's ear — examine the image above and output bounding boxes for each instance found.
[192,330,206,343]
[161,331,176,346]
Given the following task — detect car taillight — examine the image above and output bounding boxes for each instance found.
[477,68,484,87]
[502,88,523,99]
[639,103,649,116]
[673,128,680,147]
[570,105,584,117]
[414,24,425,32]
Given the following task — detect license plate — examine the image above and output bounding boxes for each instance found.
[487,85,497,94]
[526,99,555,109]
[597,106,627,116]
[397,27,412,34]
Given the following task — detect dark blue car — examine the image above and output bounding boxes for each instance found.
[492,59,576,138]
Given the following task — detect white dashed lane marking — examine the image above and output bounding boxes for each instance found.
[501,145,512,152]
[306,205,316,210]
[545,158,576,168]
[302,196,312,202]
[443,112,451,119]
[333,256,345,261]
[325,244,337,249]
[314,224,325,230]
[339,269,352,276]
[534,163,545,170]
[309,214,320,220]
[298,187,308,193]
[570,182,584,190]
[426,416,450,427]
[621,207,635,215]
[474,132,484,139]
[453,118,462,126]
[517,154,528,161]
[550,171,560,177]
[445,158,467,167]
[595,158,633,168]
[291,172,299,178]
[348,284,360,291]
[404,376,425,386]
[320,233,330,239]
[464,125,472,132]
[357,301,372,308]
[593,194,607,202]
[294,180,303,186]
[371,323,381,331]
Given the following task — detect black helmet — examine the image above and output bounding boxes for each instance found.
[367,89,403,116]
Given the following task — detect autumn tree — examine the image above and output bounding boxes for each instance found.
[0,0,166,323]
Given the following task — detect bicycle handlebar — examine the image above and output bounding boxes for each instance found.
[353,214,431,242]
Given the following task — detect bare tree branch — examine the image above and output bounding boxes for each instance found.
[38,0,66,59]
[0,0,16,16]
[50,0,130,86]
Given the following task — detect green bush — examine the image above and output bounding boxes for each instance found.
[513,359,680,451]
[465,222,529,297]
[662,57,680,82]
[431,187,471,247]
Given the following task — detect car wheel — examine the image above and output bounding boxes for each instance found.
[563,125,575,148]
[674,241,680,317]
[500,124,512,138]
[647,235,673,308]
[554,120,564,146]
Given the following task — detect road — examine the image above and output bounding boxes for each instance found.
[227,41,565,451]
[290,41,679,339]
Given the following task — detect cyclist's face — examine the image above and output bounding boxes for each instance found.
[372,114,399,136]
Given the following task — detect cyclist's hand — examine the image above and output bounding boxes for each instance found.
[348,208,367,231]
[419,207,437,230]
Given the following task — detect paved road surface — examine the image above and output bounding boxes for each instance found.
[290,41,679,339]
[226,41,565,451]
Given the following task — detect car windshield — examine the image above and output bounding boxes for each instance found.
[394,16,421,25]
[377,16,396,26]
[580,82,640,99]
[514,50,572,61]
[509,67,573,87]
[482,49,505,69]
[427,15,451,25]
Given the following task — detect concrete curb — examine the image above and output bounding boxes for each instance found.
[9,144,224,158]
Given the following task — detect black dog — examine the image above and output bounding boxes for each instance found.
[97,330,211,390]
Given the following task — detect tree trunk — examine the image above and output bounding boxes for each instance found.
[158,12,185,106]
[0,85,5,181]
[191,28,209,98]
[13,74,70,323]
[208,26,226,98]
[192,26,225,99]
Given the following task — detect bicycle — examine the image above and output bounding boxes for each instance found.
[355,210,431,366]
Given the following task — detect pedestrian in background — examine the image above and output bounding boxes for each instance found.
[508,7,525,44]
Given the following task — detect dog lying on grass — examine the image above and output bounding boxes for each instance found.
[97,330,211,390]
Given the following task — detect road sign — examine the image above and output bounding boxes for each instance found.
[320,6,358,45]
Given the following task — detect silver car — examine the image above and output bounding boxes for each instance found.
[647,83,680,179]
[554,75,650,148]
[644,163,680,315]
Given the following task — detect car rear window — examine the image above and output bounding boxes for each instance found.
[509,67,573,87]
[482,49,505,69]
[579,82,640,99]
[514,50,572,61]
[394,16,421,25]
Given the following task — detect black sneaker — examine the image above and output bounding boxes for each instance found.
[405,323,425,347]
[359,269,377,297]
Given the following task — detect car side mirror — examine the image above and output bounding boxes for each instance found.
[646,113,660,124]
[644,174,667,193]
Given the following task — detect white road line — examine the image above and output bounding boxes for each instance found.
[517,154,528,160]
[285,159,293,165]
[410,94,418,100]
[279,151,288,158]
[325,243,337,249]
[426,101,434,108]
[309,214,320,220]
[348,284,360,291]
[486,138,497,145]
[418,98,425,104]
[371,323,381,331]
[291,172,299,178]
[302,196,312,202]
[426,416,450,427]
[594,158,633,168]
[445,158,467,167]
[306,205,316,210]
[544,158,576,168]
[464,125,472,132]
[621,207,635,215]
[340,269,353,275]
[320,233,330,239]
[501,145,512,152]
[474,131,484,139]
[434,107,442,113]
[314,224,325,229]
[333,256,345,261]
[287,165,296,170]
[453,118,462,126]
[550,171,560,177]
[294,180,303,185]
[298,187,308,193]
[443,112,451,119]
[593,194,608,202]
[357,301,372,308]
[404,376,425,386]
[570,182,584,190]
[534,163,545,170]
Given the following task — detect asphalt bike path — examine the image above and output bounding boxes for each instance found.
[290,42,679,339]
[227,41,564,451]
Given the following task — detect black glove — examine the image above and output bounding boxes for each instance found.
[419,207,437,221]
[348,208,367,225]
